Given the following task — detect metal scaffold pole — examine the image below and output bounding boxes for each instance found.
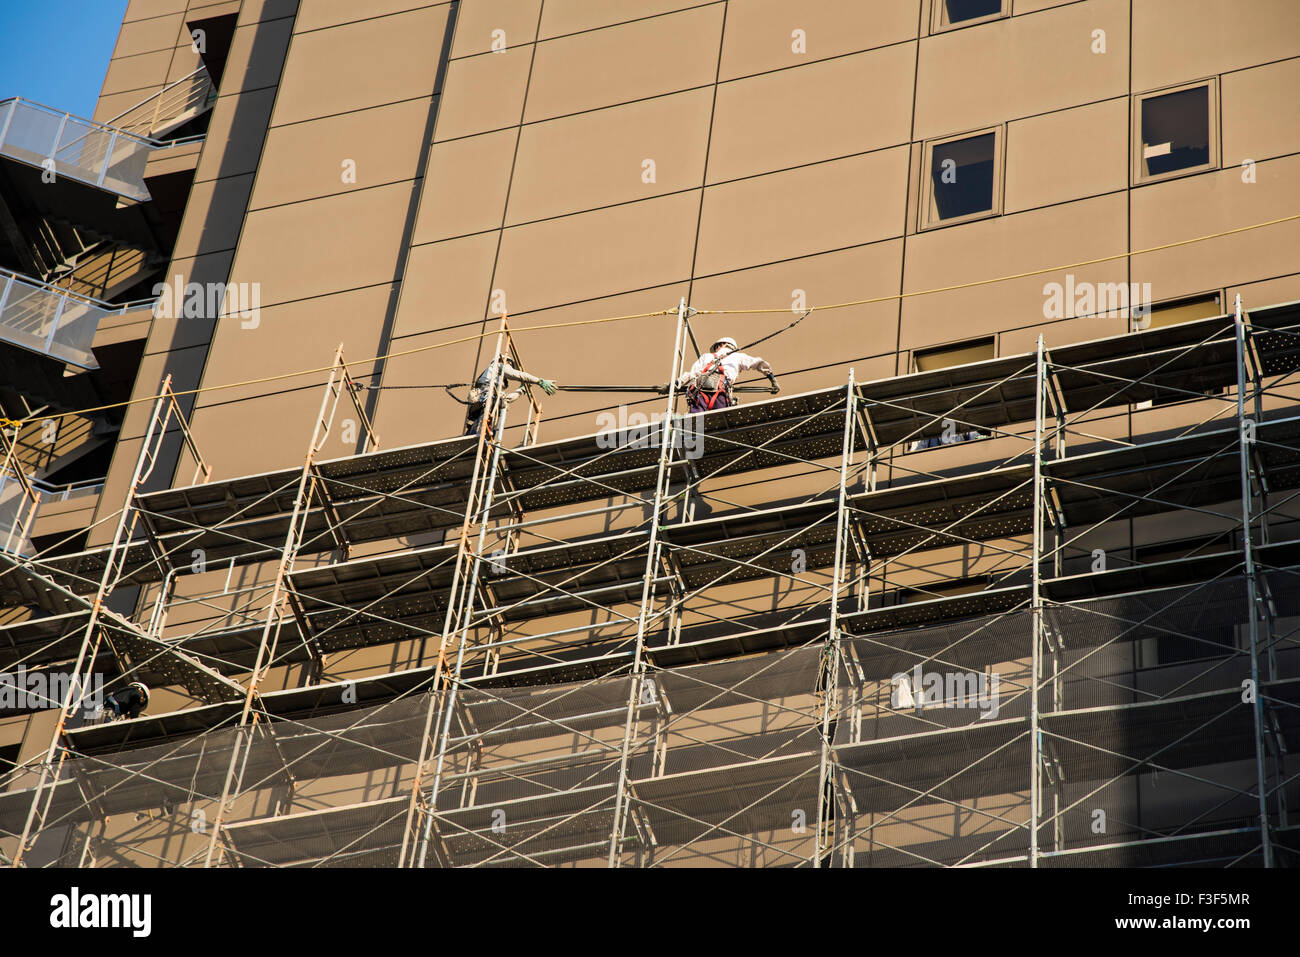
[1234,296,1274,868]
[814,369,857,867]
[1029,336,1046,868]
[606,298,688,867]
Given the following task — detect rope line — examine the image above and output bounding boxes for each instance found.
[9,211,1298,429]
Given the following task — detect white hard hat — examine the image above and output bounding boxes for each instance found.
[712,336,738,351]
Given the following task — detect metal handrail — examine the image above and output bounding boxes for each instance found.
[0,97,210,204]
[105,66,214,138]
[0,264,139,313]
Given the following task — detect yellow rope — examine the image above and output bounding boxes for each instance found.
[13,210,1300,429]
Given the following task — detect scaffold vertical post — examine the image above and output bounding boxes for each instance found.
[606,298,688,867]
[1029,336,1046,868]
[814,369,857,867]
[1235,295,1274,868]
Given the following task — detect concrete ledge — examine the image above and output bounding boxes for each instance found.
[91,302,153,351]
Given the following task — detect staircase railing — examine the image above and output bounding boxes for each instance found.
[0,265,155,369]
[106,66,215,139]
[0,97,204,202]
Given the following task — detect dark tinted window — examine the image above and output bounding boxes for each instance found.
[1141,86,1210,176]
[931,133,996,220]
[945,0,1003,23]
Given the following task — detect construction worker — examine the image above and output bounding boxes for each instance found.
[464,354,557,437]
[667,336,777,413]
[105,682,149,721]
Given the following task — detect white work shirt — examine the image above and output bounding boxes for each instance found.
[677,349,766,388]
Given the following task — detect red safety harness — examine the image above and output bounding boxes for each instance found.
[687,353,732,411]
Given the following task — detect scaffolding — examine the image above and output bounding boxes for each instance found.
[2,298,1300,868]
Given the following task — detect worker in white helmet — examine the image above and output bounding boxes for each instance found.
[666,336,777,413]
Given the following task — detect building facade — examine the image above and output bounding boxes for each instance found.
[1,0,1298,867]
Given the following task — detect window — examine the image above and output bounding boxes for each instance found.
[932,0,1008,32]
[914,337,995,372]
[921,128,1003,229]
[1134,81,1219,183]
[1132,293,1222,332]
[910,338,994,449]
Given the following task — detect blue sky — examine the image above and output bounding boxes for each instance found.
[0,1,130,118]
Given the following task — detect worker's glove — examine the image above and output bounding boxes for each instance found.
[766,372,779,393]
[538,379,558,396]
[655,383,670,394]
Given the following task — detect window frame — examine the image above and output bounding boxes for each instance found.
[930,0,1009,34]
[1131,290,1224,333]
[918,125,1005,232]
[1131,78,1221,186]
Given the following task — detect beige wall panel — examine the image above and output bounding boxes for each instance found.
[251,98,430,209]
[125,0,189,23]
[538,0,712,39]
[696,148,909,277]
[524,5,724,122]
[506,88,713,225]
[171,174,252,259]
[372,330,486,449]
[113,13,186,58]
[999,313,1127,357]
[914,0,1129,141]
[294,0,449,33]
[93,90,152,123]
[1221,58,1300,166]
[187,390,340,476]
[195,88,277,182]
[1132,0,1300,92]
[1130,155,1300,302]
[393,232,499,339]
[227,181,415,307]
[220,17,294,95]
[413,129,517,243]
[689,242,904,393]
[1012,0,1080,12]
[147,251,234,354]
[720,0,920,80]
[100,50,173,97]
[708,44,915,184]
[198,284,393,406]
[900,193,1128,351]
[1227,273,1300,313]
[433,44,532,140]
[165,43,205,83]
[115,347,210,441]
[451,0,542,57]
[1004,97,1127,213]
[186,0,242,23]
[272,6,451,126]
[493,191,698,316]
